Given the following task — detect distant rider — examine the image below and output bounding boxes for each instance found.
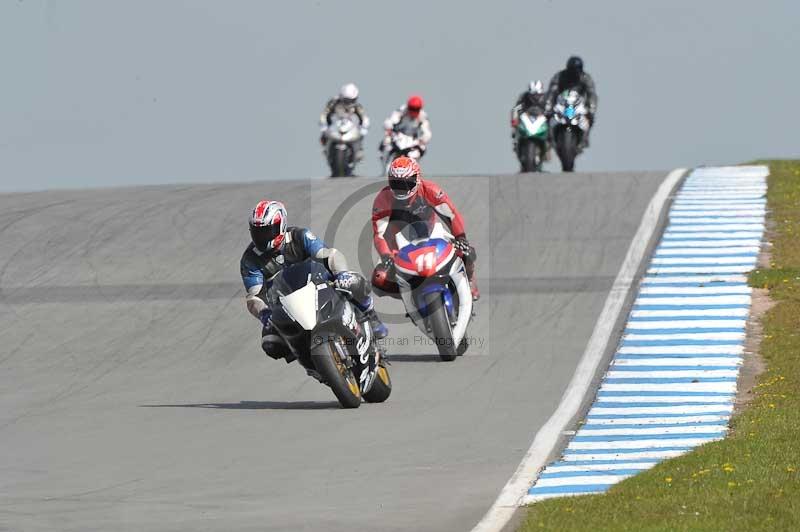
[241,200,388,371]
[370,156,480,301]
[320,83,370,161]
[544,56,597,149]
[511,80,549,156]
[379,95,432,160]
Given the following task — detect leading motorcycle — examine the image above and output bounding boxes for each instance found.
[550,89,590,172]
[392,221,473,361]
[267,260,391,408]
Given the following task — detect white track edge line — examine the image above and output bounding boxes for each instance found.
[470,168,686,532]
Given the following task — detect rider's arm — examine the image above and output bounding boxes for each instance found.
[240,249,269,320]
[583,73,598,114]
[423,182,466,238]
[291,228,349,275]
[371,189,394,258]
[354,103,370,131]
[319,98,335,130]
[544,72,561,114]
[384,109,403,133]
[418,114,432,145]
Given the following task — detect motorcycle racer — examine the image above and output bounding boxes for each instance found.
[241,200,388,367]
[379,95,432,159]
[544,56,597,149]
[370,157,480,301]
[320,83,370,161]
[511,80,550,156]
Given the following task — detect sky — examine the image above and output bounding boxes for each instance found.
[1,0,799,192]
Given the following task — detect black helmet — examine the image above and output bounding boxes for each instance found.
[566,56,584,74]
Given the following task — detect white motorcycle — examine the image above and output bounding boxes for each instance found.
[392,221,473,361]
[381,131,423,175]
[551,89,590,172]
[323,111,364,177]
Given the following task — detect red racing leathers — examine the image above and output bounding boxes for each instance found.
[371,179,476,296]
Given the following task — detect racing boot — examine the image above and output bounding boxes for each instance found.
[365,308,388,339]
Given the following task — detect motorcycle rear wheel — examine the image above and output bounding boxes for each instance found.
[425,292,457,362]
[311,336,362,408]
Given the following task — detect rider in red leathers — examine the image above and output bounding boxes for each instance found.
[371,156,480,301]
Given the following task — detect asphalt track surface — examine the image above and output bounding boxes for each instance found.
[0,172,667,532]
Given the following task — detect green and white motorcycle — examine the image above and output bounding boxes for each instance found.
[512,106,549,172]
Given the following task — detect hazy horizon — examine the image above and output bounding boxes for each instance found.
[1,0,798,192]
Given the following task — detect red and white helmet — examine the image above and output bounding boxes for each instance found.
[406,95,423,118]
[388,156,421,200]
[249,200,287,252]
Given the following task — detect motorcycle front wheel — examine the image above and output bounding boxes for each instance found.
[330,147,350,178]
[362,357,392,403]
[519,139,539,173]
[311,336,362,408]
[557,128,578,172]
[425,292,457,362]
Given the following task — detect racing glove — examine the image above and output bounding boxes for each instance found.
[258,308,272,327]
[454,237,475,261]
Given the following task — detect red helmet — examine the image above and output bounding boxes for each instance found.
[388,156,421,200]
[406,95,423,117]
[249,200,287,252]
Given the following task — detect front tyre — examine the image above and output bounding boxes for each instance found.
[557,128,578,172]
[362,358,392,403]
[311,337,361,408]
[425,292,457,362]
[519,139,539,173]
[330,146,349,178]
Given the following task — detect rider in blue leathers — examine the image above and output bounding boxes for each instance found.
[241,200,387,371]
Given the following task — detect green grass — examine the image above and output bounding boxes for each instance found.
[520,160,800,531]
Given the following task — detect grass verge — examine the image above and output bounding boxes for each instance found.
[520,160,800,531]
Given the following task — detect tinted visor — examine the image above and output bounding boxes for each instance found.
[250,224,282,249]
[389,177,417,194]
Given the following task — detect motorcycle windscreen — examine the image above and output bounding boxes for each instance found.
[279,281,319,331]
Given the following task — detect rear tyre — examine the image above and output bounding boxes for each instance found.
[558,129,577,172]
[330,148,349,178]
[311,337,361,408]
[425,292,457,362]
[363,358,392,403]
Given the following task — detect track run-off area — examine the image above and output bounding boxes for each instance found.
[525,165,767,504]
[2,171,675,531]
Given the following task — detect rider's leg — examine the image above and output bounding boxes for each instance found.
[342,270,388,339]
[462,251,480,301]
[261,323,295,363]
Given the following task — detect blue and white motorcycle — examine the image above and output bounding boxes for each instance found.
[392,221,473,361]
[551,89,590,172]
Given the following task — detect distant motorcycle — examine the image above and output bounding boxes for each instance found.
[551,90,590,172]
[323,110,364,177]
[267,259,392,408]
[513,107,549,172]
[392,220,473,361]
[381,131,423,175]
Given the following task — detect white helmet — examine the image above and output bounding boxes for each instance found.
[528,80,544,94]
[339,83,359,102]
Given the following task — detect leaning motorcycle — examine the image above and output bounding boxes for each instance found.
[392,221,473,361]
[267,259,391,408]
[323,111,363,178]
[513,107,549,172]
[550,90,590,172]
[381,131,423,175]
